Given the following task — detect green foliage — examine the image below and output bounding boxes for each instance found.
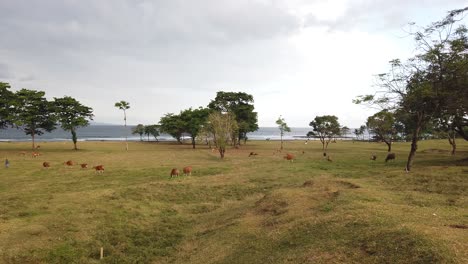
[180,107,211,148]
[208,91,258,144]
[308,115,341,151]
[207,111,238,158]
[276,116,291,150]
[12,89,56,149]
[53,96,94,150]
[132,124,145,141]
[159,113,185,143]
[0,82,15,129]
[366,110,397,151]
[144,124,160,141]
[114,100,130,150]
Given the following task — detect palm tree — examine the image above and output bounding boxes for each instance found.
[115,100,130,150]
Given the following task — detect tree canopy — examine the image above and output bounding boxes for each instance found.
[366,110,397,152]
[208,91,258,145]
[307,115,341,154]
[276,115,291,150]
[54,96,94,150]
[0,82,15,129]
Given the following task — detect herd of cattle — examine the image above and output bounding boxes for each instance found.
[5,147,396,177]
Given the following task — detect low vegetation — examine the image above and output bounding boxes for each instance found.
[0,140,466,263]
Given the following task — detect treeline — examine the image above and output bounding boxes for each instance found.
[129,92,258,158]
[354,7,468,171]
[0,83,93,150]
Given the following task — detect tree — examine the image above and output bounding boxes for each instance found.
[0,82,15,129]
[114,101,130,151]
[307,115,341,155]
[54,96,94,150]
[341,126,351,139]
[354,7,468,171]
[12,89,56,149]
[144,124,160,142]
[366,110,397,152]
[276,115,291,150]
[208,91,258,145]
[206,112,238,159]
[159,113,185,143]
[132,124,145,141]
[180,107,211,149]
[354,125,366,141]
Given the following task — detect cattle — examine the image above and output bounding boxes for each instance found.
[43,162,50,168]
[284,153,295,162]
[385,153,396,162]
[370,154,377,161]
[183,166,192,176]
[170,168,179,177]
[327,155,333,162]
[93,165,104,173]
[64,160,74,167]
[248,152,258,157]
[80,163,88,169]
[5,159,10,168]
[35,145,41,149]
[32,152,40,158]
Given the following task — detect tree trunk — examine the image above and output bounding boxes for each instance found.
[124,110,128,151]
[219,148,225,159]
[405,125,421,172]
[280,134,283,150]
[31,131,35,150]
[71,128,78,150]
[191,137,196,149]
[384,139,392,152]
[448,131,456,155]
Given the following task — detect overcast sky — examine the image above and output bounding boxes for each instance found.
[1,0,466,127]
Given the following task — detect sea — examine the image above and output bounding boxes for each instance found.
[0,125,357,142]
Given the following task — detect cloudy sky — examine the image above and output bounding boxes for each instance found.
[0,0,466,127]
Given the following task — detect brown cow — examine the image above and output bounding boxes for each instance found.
[170,168,179,178]
[64,160,74,167]
[370,154,377,161]
[327,155,333,162]
[183,166,192,176]
[80,163,88,169]
[43,162,50,168]
[93,165,104,173]
[248,152,258,157]
[284,153,295,162]
[32,152,40,158]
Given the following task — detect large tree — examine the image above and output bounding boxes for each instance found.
[208,91,258,145]
[144,124,160,142]
[206,112,238,159]
[132,124,145,141]
[354,7,468,171]
[54,96,94,150]
[276,115,291,150]
[114,101,130,151]
[12,89,56,149]
[180,107,211,149]
[159,113,185,143]
[0,82,15,129]
[307,115,341,155]
[366,110,397,152]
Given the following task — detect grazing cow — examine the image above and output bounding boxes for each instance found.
[249,152,258,157]
[80,163,88,169]
[370,154,377,161]
[64,160,74,167]
[32,152,40,158]
[385,153,396,162]
[327,155,333,162]
[35,145,41,149]
[5,159,10,168]
[170,168,179,177]
[183,166,192,176]
[323,152,327,157]
[284,153,295,162]
[93,165,104,173]
[43,162,50,168]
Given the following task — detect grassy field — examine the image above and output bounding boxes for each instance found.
[0,139,467,263]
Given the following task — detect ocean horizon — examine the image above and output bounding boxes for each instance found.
[0,125,357,142]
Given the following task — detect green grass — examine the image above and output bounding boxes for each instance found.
[0,139,467,263]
